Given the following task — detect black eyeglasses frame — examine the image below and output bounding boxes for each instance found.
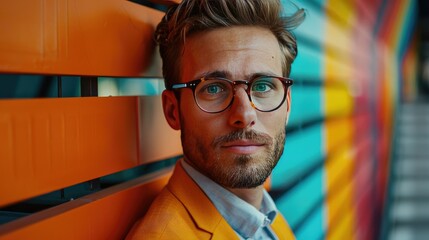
[167,75,293,113]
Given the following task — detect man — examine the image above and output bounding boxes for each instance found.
[127,0,304,239]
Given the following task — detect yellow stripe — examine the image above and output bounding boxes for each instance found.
[324,0,357,238]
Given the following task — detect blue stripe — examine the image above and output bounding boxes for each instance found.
[283,0,325,82]
[288,85,323,128]
[295,205,325,240]
[275,168,324,229]
[272,123,324,190]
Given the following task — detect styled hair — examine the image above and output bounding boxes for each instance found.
[155,0,305,89]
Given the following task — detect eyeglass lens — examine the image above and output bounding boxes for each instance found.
[194,76,286,113]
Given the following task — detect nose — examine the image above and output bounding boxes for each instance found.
[227,87,257,128]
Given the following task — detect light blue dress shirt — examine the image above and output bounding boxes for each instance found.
[181,159,279,240]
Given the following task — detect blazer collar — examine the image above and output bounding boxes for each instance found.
[167,161,238,239]
[271,212,296,240]
[166,160,294,239]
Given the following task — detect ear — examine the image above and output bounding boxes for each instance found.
[162,90,181,130]
[286,88,291,124]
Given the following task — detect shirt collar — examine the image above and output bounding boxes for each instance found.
[181,159,278,238]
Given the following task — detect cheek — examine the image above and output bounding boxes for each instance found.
[179,92,200,120]
[180,98,215,137]
[259,109,288,131]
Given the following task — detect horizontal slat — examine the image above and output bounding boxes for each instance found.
[0,96,181,207]
[325,84,354,118]
[272,122,323,190]
[295,204,325,240]
[291,43,324,82]
[291,1,325,50]
[354,183,375,240]
[0,167,172,240]
[352,139,375,240]
[288,84,353,128]
[0,0,162,77]
[326,182,355,238]
[324,117,353,154]
[325,144,354,202]
[324,1,355,58]
[326,207,355,240]
[288,85,323,127]
[275,167,324,229]
[388,225,429,240]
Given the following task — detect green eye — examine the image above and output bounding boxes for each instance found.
[252,81,273,92]
[197,80,230,101]
[206,85,222,94]
[253,83,268,92]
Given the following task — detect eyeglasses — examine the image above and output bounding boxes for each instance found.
[168,75,293,113]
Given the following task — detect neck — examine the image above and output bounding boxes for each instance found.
[227,185,264,209]
[183,157,265,209]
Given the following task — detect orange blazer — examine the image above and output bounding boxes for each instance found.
[126,162,295,239]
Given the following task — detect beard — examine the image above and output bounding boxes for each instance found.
[181,126,285,189]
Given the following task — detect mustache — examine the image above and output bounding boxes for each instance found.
[212,130,273,147]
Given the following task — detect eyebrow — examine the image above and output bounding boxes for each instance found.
[198,70,280,80]
[198,70,229,79]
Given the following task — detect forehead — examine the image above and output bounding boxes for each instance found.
[181,26,283,81]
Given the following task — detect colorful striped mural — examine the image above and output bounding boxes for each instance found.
[271,0,418,239]
[0,0,418,239]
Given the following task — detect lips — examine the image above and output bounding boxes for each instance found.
[222,139,264,147]
[221,140,266,154]
[212,130,272,155]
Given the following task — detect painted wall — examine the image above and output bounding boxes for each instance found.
[0,0,418,239]
[271,0,418,239]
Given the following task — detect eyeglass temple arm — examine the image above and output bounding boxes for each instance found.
[171,83,187,90]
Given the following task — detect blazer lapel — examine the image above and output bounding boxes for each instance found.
[271,213,296,240]
[167,161,238,239]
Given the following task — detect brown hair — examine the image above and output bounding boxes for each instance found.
[155,0,305,89]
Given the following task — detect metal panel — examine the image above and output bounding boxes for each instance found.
[0,0,163,77]
[0,168,172,240]
[0,96,181,207]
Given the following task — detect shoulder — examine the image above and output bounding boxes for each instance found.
[125,187,210,240]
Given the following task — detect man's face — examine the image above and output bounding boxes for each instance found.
[163,26,290,189]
